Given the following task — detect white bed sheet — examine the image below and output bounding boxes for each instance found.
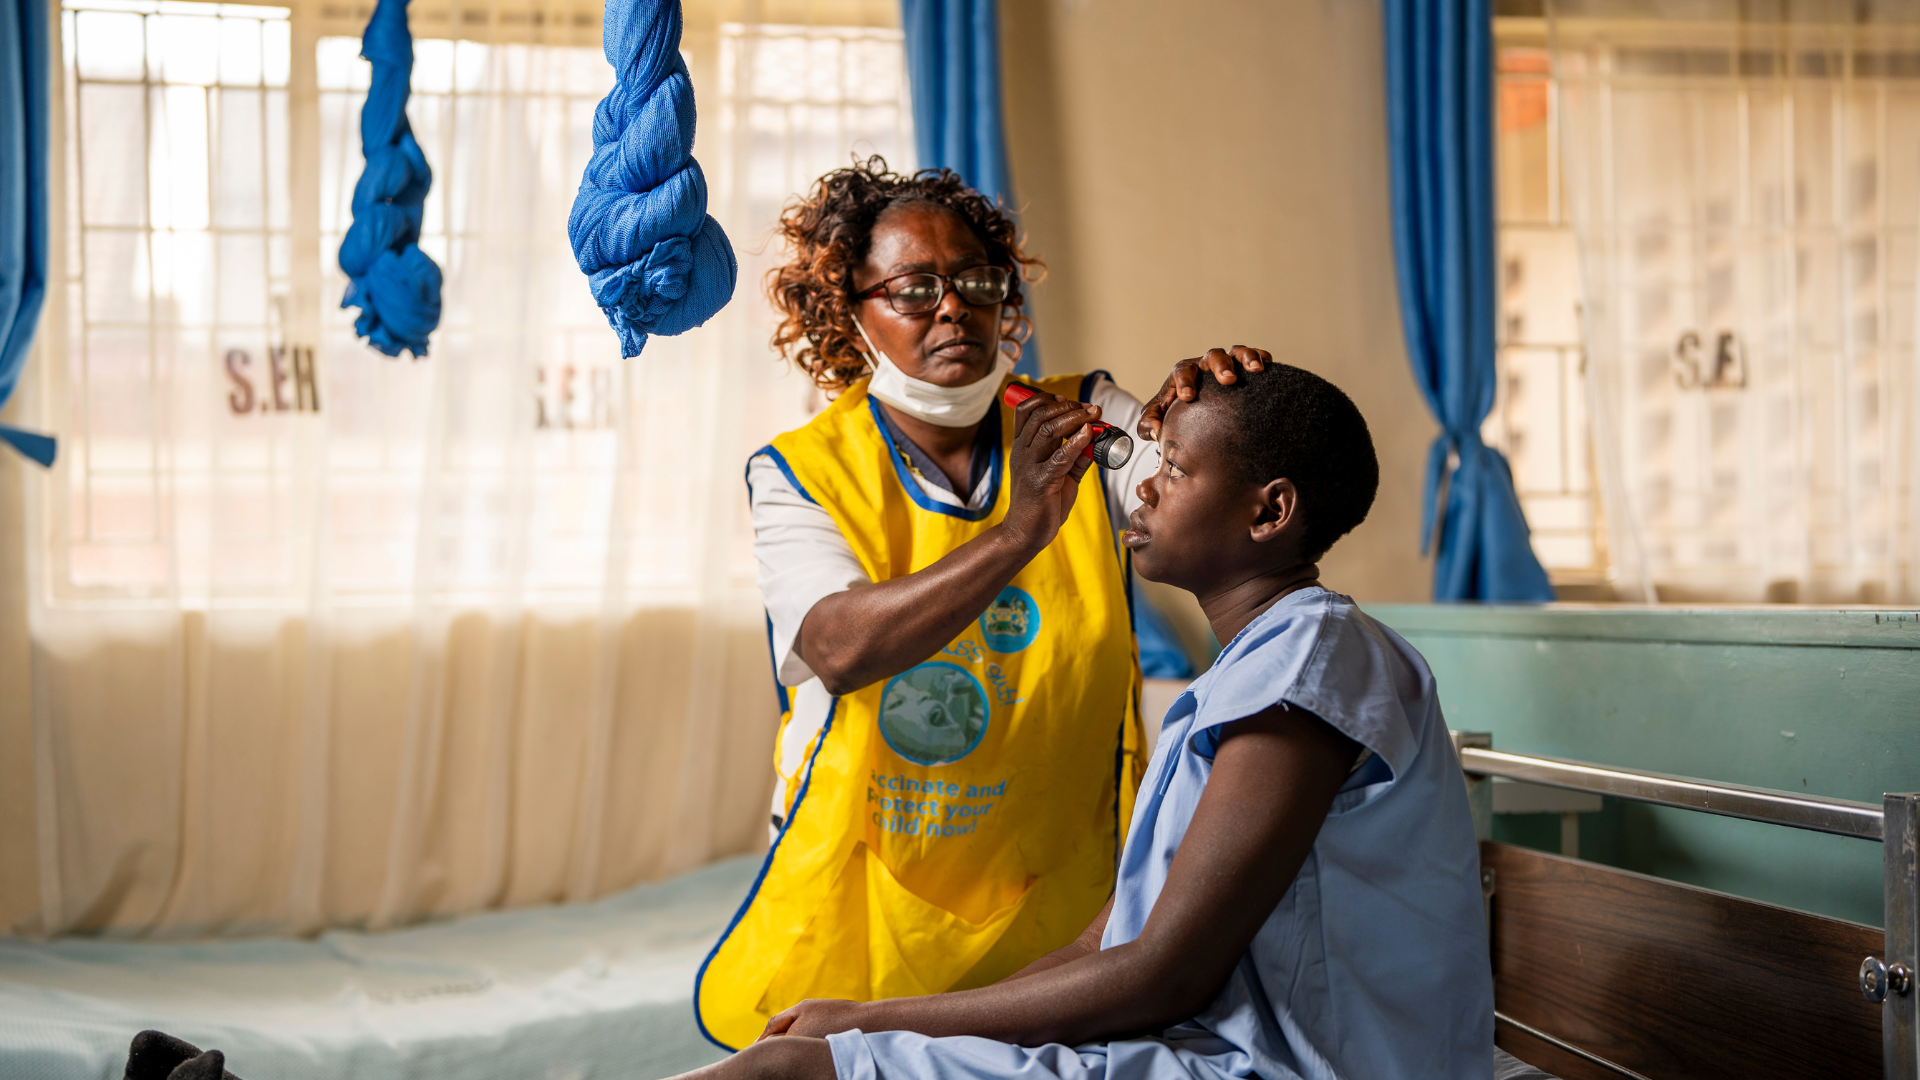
[0,855,759,1080]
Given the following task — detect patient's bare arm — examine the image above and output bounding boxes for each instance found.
[759,703,1358,1048]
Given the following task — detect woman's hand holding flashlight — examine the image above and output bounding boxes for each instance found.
[1001,388,1100,556]
[788,387,1098,697]
[1003,383,1134,470]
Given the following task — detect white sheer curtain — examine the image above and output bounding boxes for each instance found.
[1551,0,1920,603]
[5,0,911,937]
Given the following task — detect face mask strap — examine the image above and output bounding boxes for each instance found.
[852,317,887,372]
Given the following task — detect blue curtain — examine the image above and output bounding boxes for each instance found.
[1383,0,1551,602]
[338,0,442,359]
[0,0,55,466]
[899,0,1038,377]
[568,0,735,358]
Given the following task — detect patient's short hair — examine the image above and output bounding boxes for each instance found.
[1197,363,1378,561]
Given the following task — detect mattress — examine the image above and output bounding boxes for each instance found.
[0,855,759,1080]
[1,852,1560,1080]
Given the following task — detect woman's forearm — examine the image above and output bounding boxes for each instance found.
[795,523,1044,695]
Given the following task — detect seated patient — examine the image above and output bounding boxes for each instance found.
[707,357,1494,1080]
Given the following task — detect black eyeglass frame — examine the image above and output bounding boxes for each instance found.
[852,266,1013,315]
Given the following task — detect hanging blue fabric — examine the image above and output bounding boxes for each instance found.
[0,0,55,466]
[1383,0,1551,602]
[568,0,735,358]
[338,0,441,359]
[899,0,1039,377]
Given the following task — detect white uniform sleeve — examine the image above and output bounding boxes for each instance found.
[1087,374,1162,528]
[748,453,872,688]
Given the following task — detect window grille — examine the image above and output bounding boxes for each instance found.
[1491,34,1608,586]
[315,32,623,598]
[39,0,914,608]
[711,17,913,421]
[1549,19,1920,604]
[53,0,296,601]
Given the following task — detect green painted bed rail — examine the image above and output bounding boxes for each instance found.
[1370,603,1920,927]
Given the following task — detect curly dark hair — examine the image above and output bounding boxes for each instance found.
[768,156,1044,393]
[1197,363,1379,562]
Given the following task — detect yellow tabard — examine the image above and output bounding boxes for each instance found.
[695,373,1146,1050]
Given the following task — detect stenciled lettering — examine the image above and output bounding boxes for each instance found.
[225,346,321,416]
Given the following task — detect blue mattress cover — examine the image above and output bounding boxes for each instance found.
[0,855,759,1080]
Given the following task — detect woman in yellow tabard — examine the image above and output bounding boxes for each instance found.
[696,159,1189,1049]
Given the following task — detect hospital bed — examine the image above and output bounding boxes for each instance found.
[1454,732,1909,1080]
[2,740,1903,1080]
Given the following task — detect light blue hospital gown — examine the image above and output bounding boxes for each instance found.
[825,587,1494,1080]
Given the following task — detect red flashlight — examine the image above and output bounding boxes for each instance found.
[1002,383,1134,470]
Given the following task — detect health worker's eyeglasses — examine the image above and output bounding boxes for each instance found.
[854,266,1012,315]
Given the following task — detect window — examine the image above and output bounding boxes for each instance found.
[36,0,913,608]
[1491,13,1920,603]
[1489,34,1607,589]
[54,0,296,597]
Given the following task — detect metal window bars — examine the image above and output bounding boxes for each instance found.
[1452,732,1917,1079]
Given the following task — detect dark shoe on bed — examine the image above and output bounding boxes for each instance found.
[125,1030,247,1080]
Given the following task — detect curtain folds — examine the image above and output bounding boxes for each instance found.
[337,0,444,358]
[567,0,737,358]
[898,0,1039,375]
[1384,0,1555,602]
[0,0,54,466]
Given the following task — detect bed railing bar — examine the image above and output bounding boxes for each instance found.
[1457,746,1884,841]
[1885,794,1920,1079]
[1493,1011,1654,1080]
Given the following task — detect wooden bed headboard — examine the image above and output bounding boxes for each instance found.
[1485,840,1884,1080]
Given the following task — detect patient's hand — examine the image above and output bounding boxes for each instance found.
[759,998,869,1041]
[1139,346,1270,442]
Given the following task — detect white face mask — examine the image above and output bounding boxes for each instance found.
[855,318,1013,428]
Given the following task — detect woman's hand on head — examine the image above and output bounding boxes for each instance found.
[1003,390,1099,552]
[1138,346,1271,442]
[759,998,869,1041]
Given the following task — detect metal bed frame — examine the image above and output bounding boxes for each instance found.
[1453,735,1916,1079]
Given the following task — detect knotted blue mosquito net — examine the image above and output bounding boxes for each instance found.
[338,0,441,359]
[568,0,735,357]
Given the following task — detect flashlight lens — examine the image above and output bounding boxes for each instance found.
[1098,432,1133,469]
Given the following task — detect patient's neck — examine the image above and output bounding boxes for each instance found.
[1197,562,1322,648]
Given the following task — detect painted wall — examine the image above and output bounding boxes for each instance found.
[1373,604,1920,928]
[999,0,1436,652]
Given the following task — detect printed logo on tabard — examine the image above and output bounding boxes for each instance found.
[978,586,1040,653]
[879,661,989,766]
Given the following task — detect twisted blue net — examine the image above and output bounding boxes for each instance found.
[568,0,736,357]
[338,0,441,359]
